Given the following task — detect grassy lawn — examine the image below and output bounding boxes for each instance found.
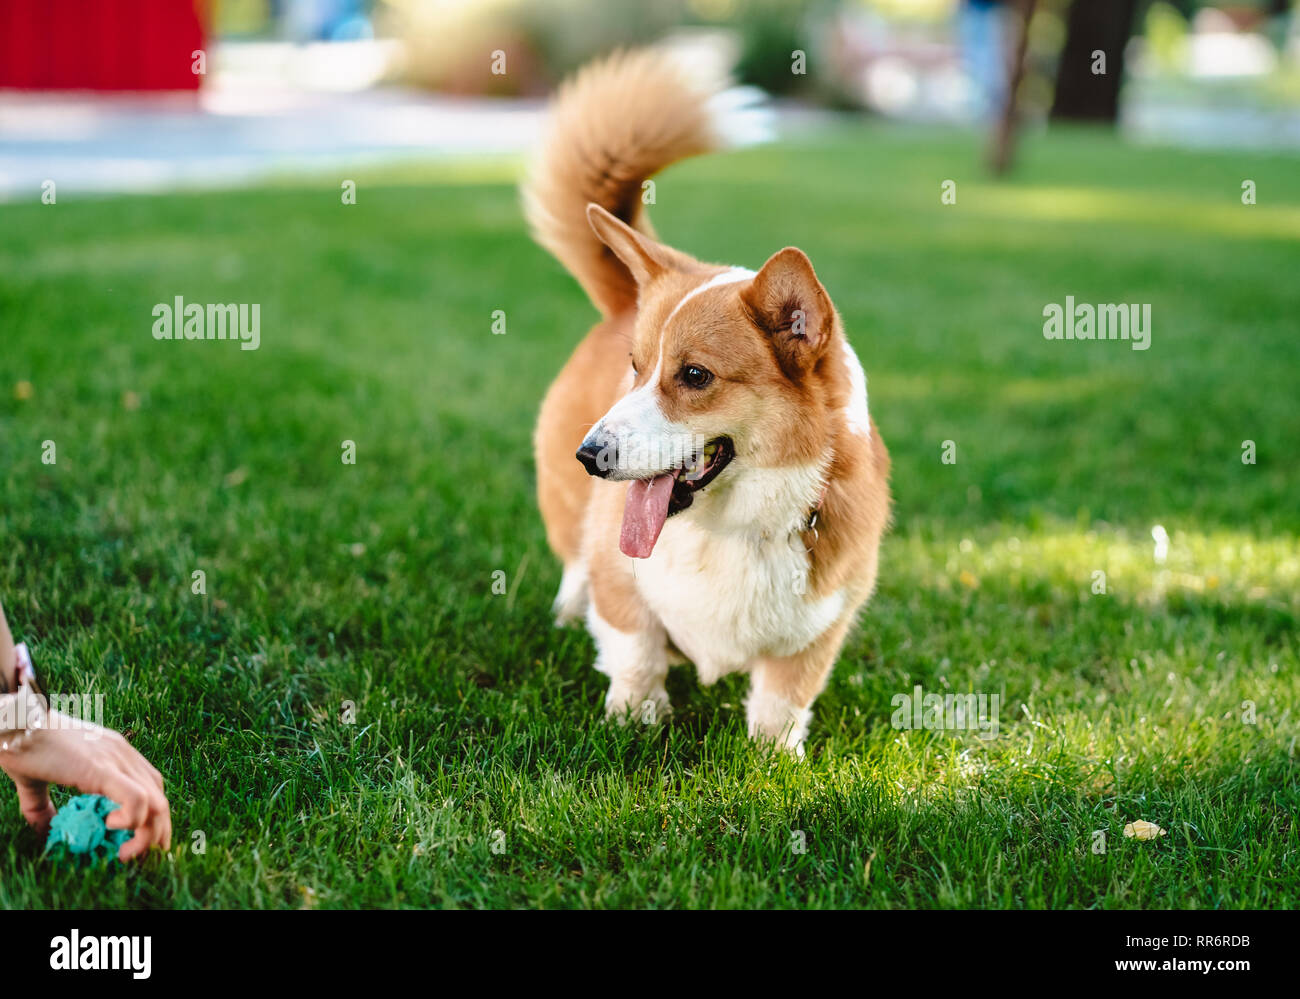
[1,123,1297,908]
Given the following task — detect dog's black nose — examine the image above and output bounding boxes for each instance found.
[576,441,612,478]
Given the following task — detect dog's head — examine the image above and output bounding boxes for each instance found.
[577,204,859,559]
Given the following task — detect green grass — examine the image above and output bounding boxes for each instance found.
[1,122,1297,908]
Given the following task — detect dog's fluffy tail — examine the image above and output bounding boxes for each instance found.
[523,48,770,318]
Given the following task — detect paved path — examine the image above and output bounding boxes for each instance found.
[0,83,547,201]
[3,47,1294,203]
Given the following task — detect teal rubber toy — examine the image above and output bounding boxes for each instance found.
[44,794,131,863]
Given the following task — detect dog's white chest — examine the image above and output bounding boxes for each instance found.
[634,518,844,683]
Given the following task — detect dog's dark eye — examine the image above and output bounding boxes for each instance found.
[680,364,713,389]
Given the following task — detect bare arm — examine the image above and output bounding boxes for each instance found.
[0,599,15,689]
[0,597,171,859]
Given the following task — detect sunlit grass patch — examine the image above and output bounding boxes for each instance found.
[0,121,1297,908]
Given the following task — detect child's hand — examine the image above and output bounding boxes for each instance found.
[0,714,171,860]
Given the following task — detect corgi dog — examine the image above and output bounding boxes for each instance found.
[523,49,890,754]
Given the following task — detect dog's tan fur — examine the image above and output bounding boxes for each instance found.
[524,49,890,751]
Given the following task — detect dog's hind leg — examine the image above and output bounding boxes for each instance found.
[552,562,589,626]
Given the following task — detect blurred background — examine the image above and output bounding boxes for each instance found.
[2,0,1298,198]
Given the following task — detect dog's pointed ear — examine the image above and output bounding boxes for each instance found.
[741,247,836,377]
[586,203,676,288]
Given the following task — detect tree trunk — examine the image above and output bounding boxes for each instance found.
[990,0,1038,175]
[1050,0,1140,122]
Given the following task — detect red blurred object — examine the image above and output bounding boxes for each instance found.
[0,0,206,91]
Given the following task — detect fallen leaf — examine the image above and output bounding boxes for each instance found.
[13,381,34,401]
[1123,820,1166,841]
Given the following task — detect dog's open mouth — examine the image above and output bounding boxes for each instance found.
[620,437,734,559]
[669,436,734,513]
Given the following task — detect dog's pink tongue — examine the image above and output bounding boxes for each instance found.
[620,474,674,559]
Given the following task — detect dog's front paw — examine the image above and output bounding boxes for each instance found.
[605,682,672,727]
[745,690,811,758]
